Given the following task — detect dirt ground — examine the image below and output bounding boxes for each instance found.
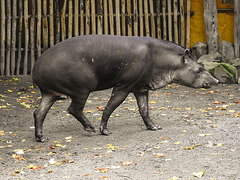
[0,76,240,180]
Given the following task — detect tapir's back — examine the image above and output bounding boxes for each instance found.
[32,35,154,95]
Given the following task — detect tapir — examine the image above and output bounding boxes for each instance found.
[32,35,218,142]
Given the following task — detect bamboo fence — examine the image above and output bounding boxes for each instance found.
[0,0,191,76]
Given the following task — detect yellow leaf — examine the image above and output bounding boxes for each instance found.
[174,142,180,145]
[149,100,157,104]
[8,90,13,92]
[123,160,133,165]
[154,154,166,157]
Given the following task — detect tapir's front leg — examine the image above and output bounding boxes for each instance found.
[134,91,162,130]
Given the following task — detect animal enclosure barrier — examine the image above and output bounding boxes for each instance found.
[0,0,190,76]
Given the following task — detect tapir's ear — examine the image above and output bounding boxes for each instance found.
[182,49,190,64]
[184,49,190,56]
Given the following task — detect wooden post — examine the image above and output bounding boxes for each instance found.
[17,0,23,75]
[149,0,155,38]
[11,0,17,75]
[186,0,191,49]
[80,0,84,35]
[97,0,103,34]
[61,0,67,40]
[234,0,240,58]
[37,0,41,57]
[74,0,79,36]
[180,0,185,47]
[55,0,60,43]
[173,0,178,44]
[1,0,5,75]
[116,0,121,35]
[121,0,126,36]
[68,0,73,38]
[30,0,36,74]
[127,0,132,36]
[144,0,149,37]
[85,0,90,35]
[203,0,219,53]
[91,0,96,34]
[139,0,144,36]
[6,0,11,76]
[168,0,172,41]
[133,0,138,36]
[162,0,167,40]
[109,0,114,35]
[104,0,108,34]
[156,0,161,39]
[42,0,48,51]
[24,0,29,75]
[49,0,54,47]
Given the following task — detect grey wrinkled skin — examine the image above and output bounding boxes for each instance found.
[32,35,218,142]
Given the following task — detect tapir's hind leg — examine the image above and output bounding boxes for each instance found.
[34,92,59,142]
[68,95,96,133]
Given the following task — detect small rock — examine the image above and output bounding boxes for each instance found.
[197,52,222,64]
[209,63,237,84]
[192,42,208,60]
[220,40,235,64]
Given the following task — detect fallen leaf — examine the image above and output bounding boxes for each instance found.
[95,168,109,173]
[193,170,205,177]
[123,160,133,166]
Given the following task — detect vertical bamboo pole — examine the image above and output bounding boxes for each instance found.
[6,0,11,76]
[17,0,23,75]
[133,0,138,36]
[186,0,190,49]
[162,0,167,40]
[55,0,60,43]
[11,0,17,75]
[49,0,54,46]
[30,0,36,74]
[97,0,103,34]
[74,0,79,36]
[173,0,178,44]
[127,0,132,36]
[121,0,126,36]
[234,0,240,58]
[80,0,84,35]
[144,0,149,37]
[109,0,114,35]
[68,0,73,38]
[104,0,108,34]
[91,0,96,34]
[149,0,155,38]
[116,0,121,35]
[180,0,185,47]
[86,0,90,35]
[42,0,48,51]
[1,0,5,75]
[168,0,172,41]
[24,0,29,75]
[139,0,144,36]
[36,0,41,57]
[61,0,67,40]
[156,0,161,39]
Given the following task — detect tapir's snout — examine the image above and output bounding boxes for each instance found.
[203,77,219,89]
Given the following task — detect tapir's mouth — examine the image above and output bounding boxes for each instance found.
[203,83,211,89]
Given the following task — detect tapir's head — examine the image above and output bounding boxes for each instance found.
[174,49,219,88]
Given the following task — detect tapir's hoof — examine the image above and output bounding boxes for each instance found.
[36,136,49,142]
[100,126,112,135]
[147,125,162,131]
[84,126,96,133]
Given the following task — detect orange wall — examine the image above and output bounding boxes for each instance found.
[190,0,234,47]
